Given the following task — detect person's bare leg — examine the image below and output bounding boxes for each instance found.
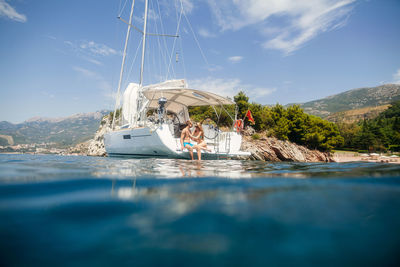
[199,142,210,152]
[186,145,194,160]
[197,147,201,160]
[193,145,201,160]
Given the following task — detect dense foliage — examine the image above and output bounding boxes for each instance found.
[189,91,344,151]
[337,100,400,152]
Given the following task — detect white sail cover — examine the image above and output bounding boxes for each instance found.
[122,83,140,125]
[142,79,234,115]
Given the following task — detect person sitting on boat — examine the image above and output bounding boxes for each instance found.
[180,120,195,160]
[190,122,211,160]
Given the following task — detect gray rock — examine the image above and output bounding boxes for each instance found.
[86,115,112,157]
[241,136,334,162]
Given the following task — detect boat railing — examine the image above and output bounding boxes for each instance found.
[226,132,231,153]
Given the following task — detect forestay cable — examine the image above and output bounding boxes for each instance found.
[182,6,210,69]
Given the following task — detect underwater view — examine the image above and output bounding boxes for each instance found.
[1,154,400,266]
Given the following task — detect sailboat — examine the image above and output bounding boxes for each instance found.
[104,0,250,159]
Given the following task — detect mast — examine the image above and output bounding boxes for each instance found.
[112,0,136,129]
[139,0,149,87]
[135,0,149,124]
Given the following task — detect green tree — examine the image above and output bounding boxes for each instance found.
[234,91,249,118]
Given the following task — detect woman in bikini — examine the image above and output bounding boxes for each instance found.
[190,123,211,160]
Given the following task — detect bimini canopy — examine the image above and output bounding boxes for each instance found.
[142,80,234,114]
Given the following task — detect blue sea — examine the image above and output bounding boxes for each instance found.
[1,154,400,266]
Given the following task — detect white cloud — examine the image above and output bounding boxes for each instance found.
[65,40,117,57]
[188,77,275,101]
[393,69,400,84]
[189,77,241,98]
[228,56,243,63]
[251,87,276,97]
[198,27,216,38]
[64,40,117,65]
[0,0,26,22]
[79,41,117,56]
[206,0,356,54]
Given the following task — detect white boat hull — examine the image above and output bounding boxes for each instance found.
[104,124,250,159]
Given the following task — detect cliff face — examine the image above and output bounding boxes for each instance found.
[86,115,112,157]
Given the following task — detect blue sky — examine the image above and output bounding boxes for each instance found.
[0,0,399,123]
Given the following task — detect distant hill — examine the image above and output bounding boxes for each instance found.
[299,84,400,118]
[0,110,109,147]
[326,104,390,123]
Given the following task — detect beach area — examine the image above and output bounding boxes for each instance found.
[333,151,400,164]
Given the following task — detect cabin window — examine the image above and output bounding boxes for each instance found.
[123,135,131,139]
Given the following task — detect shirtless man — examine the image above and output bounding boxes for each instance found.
[180,120,195,160]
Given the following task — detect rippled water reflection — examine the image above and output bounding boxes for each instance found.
[1,154,400,266]
[1,154,400,182]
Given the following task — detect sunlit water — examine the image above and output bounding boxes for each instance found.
[1,154,400,266]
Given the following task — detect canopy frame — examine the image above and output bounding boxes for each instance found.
[142,87,237,126]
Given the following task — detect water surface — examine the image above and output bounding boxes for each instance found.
[1,154,399,266]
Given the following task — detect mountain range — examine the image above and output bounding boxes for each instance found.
[298,84,400,118]
[0,110,109,147]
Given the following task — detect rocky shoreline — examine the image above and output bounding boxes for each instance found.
[241,135,333,162]
[84,114,111,157]
[74,115,333,162]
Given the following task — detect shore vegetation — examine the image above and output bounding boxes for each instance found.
[337,100,400,152]
[189,91,344,151]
